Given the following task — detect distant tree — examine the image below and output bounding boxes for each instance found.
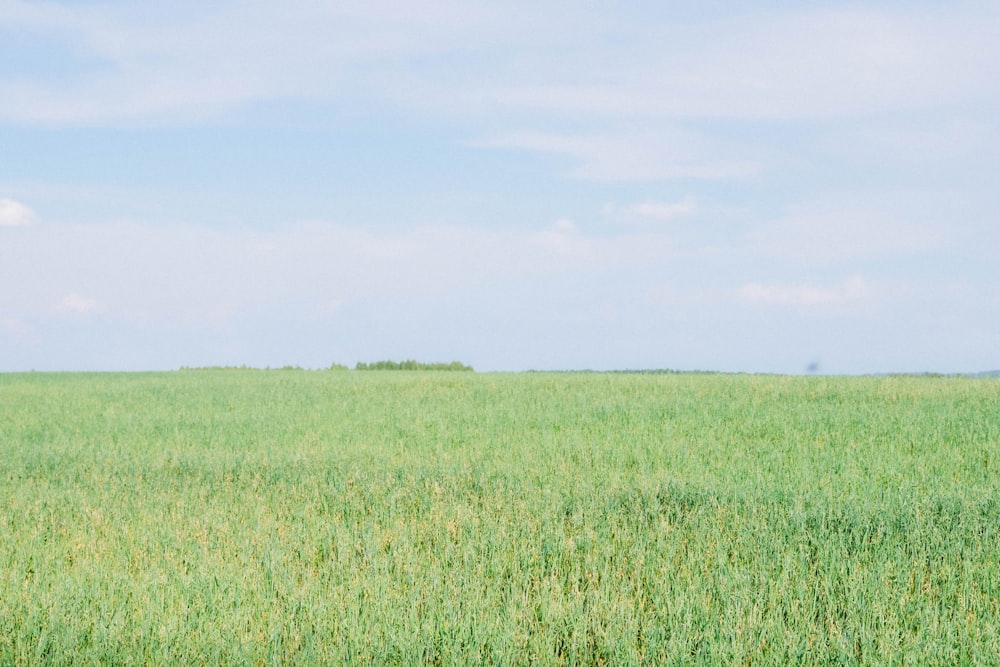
[354,360,473,371]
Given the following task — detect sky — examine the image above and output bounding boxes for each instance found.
[1,0,998,374]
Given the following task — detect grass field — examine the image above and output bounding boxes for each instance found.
[1,370,999,664]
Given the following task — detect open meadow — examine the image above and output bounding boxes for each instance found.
[1,370,999,664]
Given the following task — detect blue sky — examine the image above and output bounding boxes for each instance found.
[1,0,998,373]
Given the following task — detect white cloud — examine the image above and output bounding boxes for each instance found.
[0,317,37,342]
[0,216,995,373]
[0,0,510,125]
[488,9,1000,121]
[737,276,870,307]
[748,206,946,263]
[0,219,675,330]
[0,198,36,227]
[5,3,993,126]
[478,131,761,182]
[604,197,697,223]
[53,292,103,316]
[631,199,696,221]
[530,218,594,257]
[821,118,989,166]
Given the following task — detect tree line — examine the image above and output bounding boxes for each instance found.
[354,360,473,371]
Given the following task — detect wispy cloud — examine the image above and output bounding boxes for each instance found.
[0,317,36,343]
[821,118,990,166]
[478,131,761,182]
[530,218,594,257]
[5,3,993,127]
[748,206,946,263]
[487,9,1000,121]
[0,198,36,227]
[53,292,104,316]
[604,197,697,223]
[2,219,674,329]
[736,276,870,307]
[0,0,508,125]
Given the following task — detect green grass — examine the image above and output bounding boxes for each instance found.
[1,370,999,664]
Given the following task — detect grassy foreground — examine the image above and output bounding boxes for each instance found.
[1,370,999,665]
